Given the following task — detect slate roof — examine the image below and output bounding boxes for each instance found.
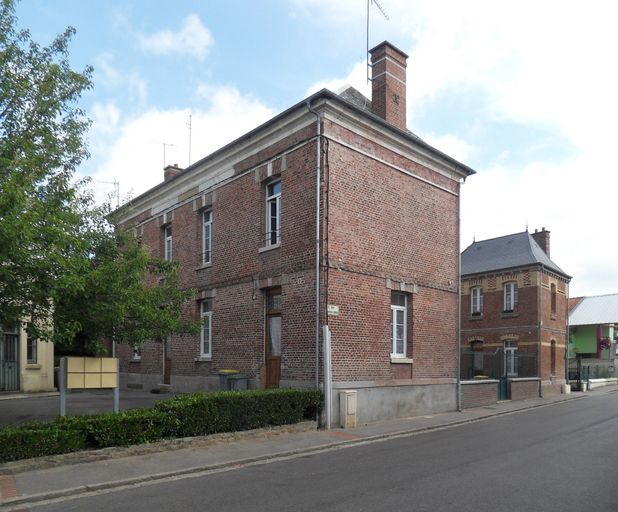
[569,294,618,326]
[461,231,570,278]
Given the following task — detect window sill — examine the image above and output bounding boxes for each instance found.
[194,356,212,362]
[129,359,141,363]
[25,363,41,370]
[469,314,484,321]
[196,262,212,271]
[501,311,520,318]
[258,243,280,254]
[390,357,414,364]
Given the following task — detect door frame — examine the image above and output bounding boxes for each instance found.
[264,287,282,388]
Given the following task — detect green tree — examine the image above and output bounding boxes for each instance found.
[0,1,197,351]
[53,227,197,356]
[0,0,92,336]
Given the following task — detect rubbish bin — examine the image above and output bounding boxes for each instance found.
[227,373,248,391]
[218,370,239,390]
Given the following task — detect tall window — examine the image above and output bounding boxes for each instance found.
[200,300,212,358]
[266,180,281,246]
[164,225,172,261]
[26,334,37,364]
[390,292,407,357]
[471,287,483,315]
[550,283,557,316]
[202,210,212,264]
[503,282,518,312]
[504,340,518,376]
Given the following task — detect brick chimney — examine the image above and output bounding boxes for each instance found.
[164,164,182,182]
[531,227,550,256]
[369,41,408,131]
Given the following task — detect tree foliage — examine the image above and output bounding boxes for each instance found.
[0,1,197,351]
[0,0,93,335]
[53,227,197,355]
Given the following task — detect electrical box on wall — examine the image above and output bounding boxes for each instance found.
[339,390,357,428]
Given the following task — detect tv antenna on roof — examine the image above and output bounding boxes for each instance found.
[151,141,179,168]
[367,0,389,83]
[186,114,192,167]
[96,179,120,208]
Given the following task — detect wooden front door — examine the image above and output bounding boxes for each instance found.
[265,288,282,388]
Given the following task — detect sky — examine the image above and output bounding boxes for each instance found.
[14,0,618,297]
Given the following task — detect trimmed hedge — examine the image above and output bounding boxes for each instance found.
[156,388,322,437]
[0,388,321,463]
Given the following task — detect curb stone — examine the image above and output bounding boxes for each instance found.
[0,394,588,509]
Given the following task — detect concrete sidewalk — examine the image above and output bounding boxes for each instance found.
[0,388,609,510]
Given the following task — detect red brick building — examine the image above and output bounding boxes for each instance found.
[460,229,571,401]
[114,41,475,424]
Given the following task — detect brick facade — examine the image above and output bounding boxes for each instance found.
[460,231,571,400]
[114,41,475,422]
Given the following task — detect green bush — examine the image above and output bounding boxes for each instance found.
[0,420,87,463]
[0,388,322,463]
[82,409,173,448]
[155,388,322,437]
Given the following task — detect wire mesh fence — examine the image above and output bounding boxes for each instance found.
[461,349,538,381]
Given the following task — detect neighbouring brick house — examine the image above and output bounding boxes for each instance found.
[114,41,475,424]
[460,228,571,403]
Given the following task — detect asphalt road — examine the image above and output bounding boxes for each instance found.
[0,390,179,425]
[30,390,618,512]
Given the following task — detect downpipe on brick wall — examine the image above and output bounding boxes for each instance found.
[457,180,463,412]
[306,100,322,403]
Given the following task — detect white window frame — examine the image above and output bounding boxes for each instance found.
[202,210,212,264]
[503,282,518,312]
[132,345,141,361]
[200,300,212,359]
[266,180,281,246]
[471,287,483,315]
[390,292,407,358]
[164,225,172,261]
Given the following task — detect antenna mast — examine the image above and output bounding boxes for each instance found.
[97,179,120,208]
[151,141,179,168]
[187,114,192,166]
[366,0,390,83]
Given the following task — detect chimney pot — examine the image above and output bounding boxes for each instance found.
[369,41,408,131]
[164,164,183,182]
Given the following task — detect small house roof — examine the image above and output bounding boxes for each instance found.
[461,231,570,279]
[569,293,618,326]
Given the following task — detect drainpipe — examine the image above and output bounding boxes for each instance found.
[456,183,462,412]
[538,265,544,397]
[306,100,322,393]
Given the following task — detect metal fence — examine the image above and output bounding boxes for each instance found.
[568,358,616,381]
[461,348,538,381]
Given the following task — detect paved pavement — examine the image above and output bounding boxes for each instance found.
[0,386,614,511]
[0,389,180,426]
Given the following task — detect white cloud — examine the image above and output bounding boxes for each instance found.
[87,85,273,205]
[422,133,475,164]
[292,0,618,296]
[305,60,369,99]
[93,53,148,106]
[138,14,214,61]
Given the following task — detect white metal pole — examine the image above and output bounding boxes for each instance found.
[323,325,332,430]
